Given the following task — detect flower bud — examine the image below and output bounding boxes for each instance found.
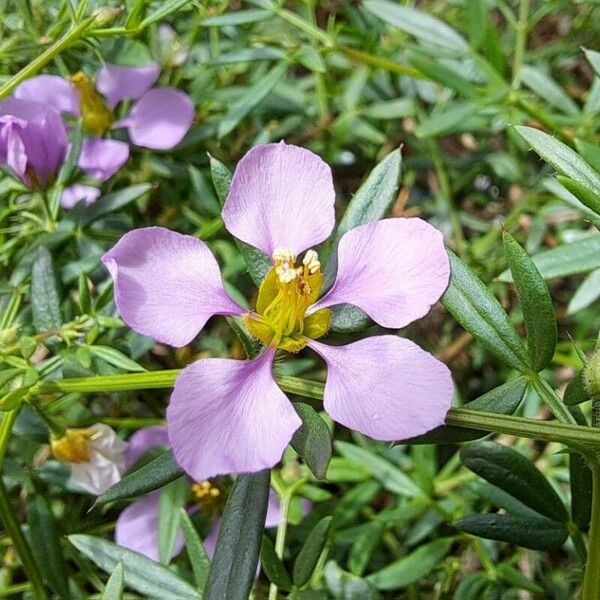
[584,348,600,399]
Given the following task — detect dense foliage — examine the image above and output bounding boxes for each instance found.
[1,0,600,598]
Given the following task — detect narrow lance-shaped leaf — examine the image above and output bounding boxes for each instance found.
[205,470,271,600]
[503,232,557,371]
[158,477,188,564]
[291,403,332,479]
[455,513,568,550]
[31,246,62,332]
[515,125,600,197]
[293,516,333,587]
[497,235,600,282]
[27,495,71,600]
[100,562,124,600]
[69,534,200,599]
[179,509,211,591]
[95,450,183,506]
[442,250,529,371]
[460,441,568,522]
[261,535,292,591]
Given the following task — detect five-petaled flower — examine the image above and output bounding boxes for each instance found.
[14,62,194,207]
[102,142,454,483]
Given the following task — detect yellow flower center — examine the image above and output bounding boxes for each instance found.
[51,428,94,463]
[244,248,331,352]
[191,480,224,515]
[71,72,113,136]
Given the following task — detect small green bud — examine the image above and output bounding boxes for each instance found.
[584,348,600,399]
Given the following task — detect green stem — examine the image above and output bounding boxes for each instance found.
[531,375,578,425]
[511,0,530,90]
[0,16,96,99]
[34,371,600,450]
[0,411,47,600]
[581,458,600,600]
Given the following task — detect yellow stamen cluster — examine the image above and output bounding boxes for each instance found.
[191,480,221,501]
[70,72,114,136]
[51,428,94,463]
[244,247,330,352]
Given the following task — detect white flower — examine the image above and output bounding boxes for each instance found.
[51,424,127,495]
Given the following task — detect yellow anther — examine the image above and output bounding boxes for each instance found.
[191,480,220,501]
[51,428,93,463]
[302,249,320,274]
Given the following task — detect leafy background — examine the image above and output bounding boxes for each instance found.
[1,0,600,598]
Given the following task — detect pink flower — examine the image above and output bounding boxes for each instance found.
[102,142,453,482]
[14,64,194,207]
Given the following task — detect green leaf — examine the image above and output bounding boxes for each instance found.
[205,470,270,600]
[139,0,193,28]
[416,102,480,138]
[95,450,183,506]
[324,561,380,600]
[76,184,152,225]
[563,371,590,406]
[293,516,333,587]
[218,61,288,138]
[179,510,210,591]
[28,495,71,600]
[406,376,528,444]
[460,441,568,522]
[363,0,468,54]
[366,538,453,590]
[31,246,62,332]
[503,232,556,371]
[408,53,478,99]
[348,521,385,576]
[208,156,271,285]
[497,235,600,282]
[158,477,188,564]
[100,562,124,600]
[69,534,200,599]
[88,346,146,372]
[497,564,543,594]
[557,175,600,216]
[442,250,528,371]
[202,9,273,26]
[261,535,292,591]
[455,513,568,550]
[568,269,600,314]
[334,441,423,498]
[329,149,402,332]
[515,126,600,196]
[570,450,592,530]
[521,65,580,115]
[295,45,326,72]
[291,403,332,479]
[333,480,381,528]
[584,47,600,77]
[336,149,402,239]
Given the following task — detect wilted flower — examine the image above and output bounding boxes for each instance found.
[103,142,453,482]
[0,98,68,189]
[114,426,284,561]
[51,424,127,495]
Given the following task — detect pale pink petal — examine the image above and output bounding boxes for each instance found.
[222,142,336,257]
[96,63,160,109]
[60,184,101,209]
[308,336,453,441]
[125,426,169,469]
[114,88,194,150]
[167,349,301,481]
[14,75,80,115]
[78,138,129,181]
[311,218,449,329]
[115,492,184,562]
[101,227,244,347]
